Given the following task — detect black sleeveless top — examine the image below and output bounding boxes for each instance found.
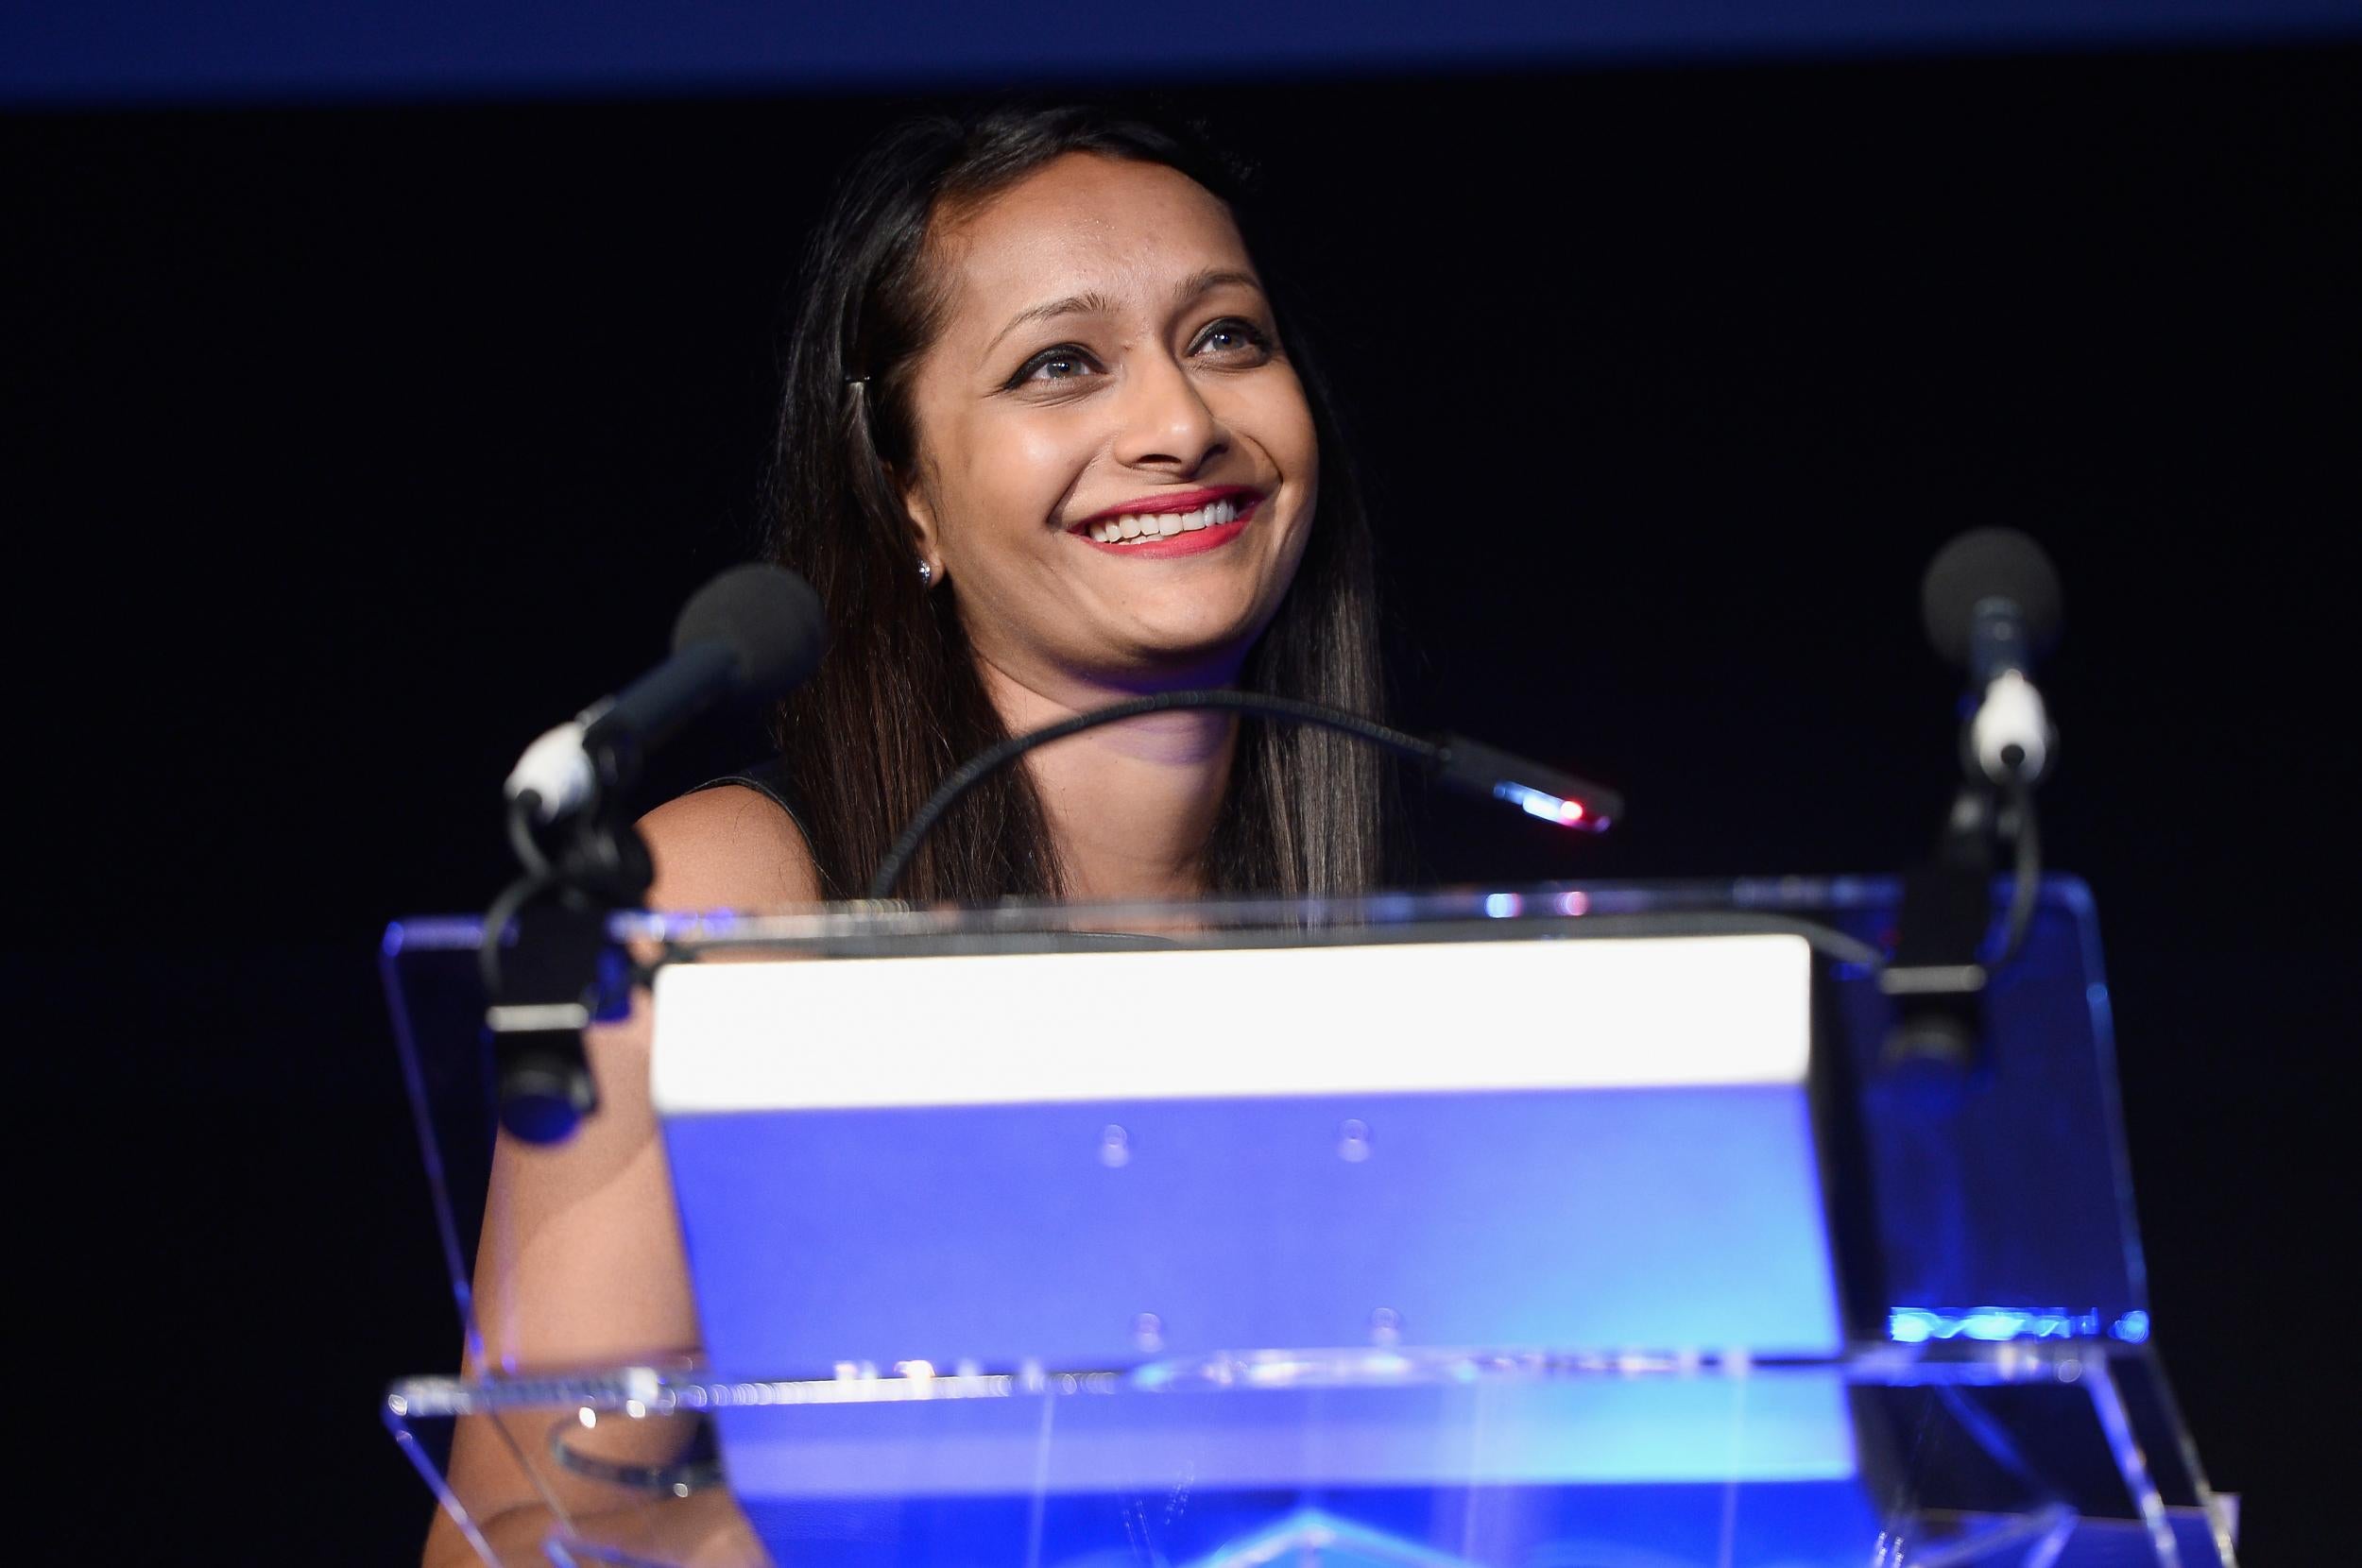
[692,758,809,841]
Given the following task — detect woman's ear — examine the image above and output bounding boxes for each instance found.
[899,469,945,585]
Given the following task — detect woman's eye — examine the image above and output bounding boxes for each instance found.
[1192,318,1273,362]
[1013,346,1100,386]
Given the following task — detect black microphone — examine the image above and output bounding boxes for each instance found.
[487,563,827,1145]
[1880,529,2065,1094]
[1921,528,2063,784]
[505,563,828,821]
[865,690,1622,899]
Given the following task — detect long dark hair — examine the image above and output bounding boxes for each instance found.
[765,104,1385,902]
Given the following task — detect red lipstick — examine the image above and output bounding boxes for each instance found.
[1068,486,1265,559]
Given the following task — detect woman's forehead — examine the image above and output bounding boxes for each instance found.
[933,154,1256,338]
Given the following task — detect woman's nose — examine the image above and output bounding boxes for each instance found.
[1114,354,1225,474]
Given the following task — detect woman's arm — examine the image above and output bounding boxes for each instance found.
[423,785,822,1568]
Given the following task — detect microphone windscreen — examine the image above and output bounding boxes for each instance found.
[673,563,828,699]
[1920,527,2064,669]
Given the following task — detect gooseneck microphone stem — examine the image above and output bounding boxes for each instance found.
[865,690,1621,900]
[868,692,1433,901]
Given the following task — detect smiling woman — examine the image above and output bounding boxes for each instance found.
[425,105,1389,1566]
[736,105,1387,905]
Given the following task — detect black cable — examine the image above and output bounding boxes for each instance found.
[866,690,1444,900]
[478,868,550,997]
[505,791,556,881]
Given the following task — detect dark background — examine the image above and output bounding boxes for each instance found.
[6,41,2353,1561]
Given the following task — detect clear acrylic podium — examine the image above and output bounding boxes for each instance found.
[384,878,2238,1566]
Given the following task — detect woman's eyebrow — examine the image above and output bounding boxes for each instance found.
[1172,267,1264,305]
[984,290,1112,357]
[983,270,1266,359]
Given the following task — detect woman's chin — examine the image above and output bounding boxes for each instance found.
[1099,595,1283,665]
[1086,629,1259,690]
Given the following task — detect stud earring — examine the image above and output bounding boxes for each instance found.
[916,558,934,587]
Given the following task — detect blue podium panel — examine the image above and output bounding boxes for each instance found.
[651,933,1841,1376]
[651,929,1857,1560]
[666,1085,1840,1374]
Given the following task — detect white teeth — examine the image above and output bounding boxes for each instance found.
[1086,497,1253,545]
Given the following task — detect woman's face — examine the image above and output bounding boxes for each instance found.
[898,153,1318,700]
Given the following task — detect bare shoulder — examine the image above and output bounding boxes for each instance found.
[638,784,824,910]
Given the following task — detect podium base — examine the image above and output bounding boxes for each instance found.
[389,1340,2236,1568]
